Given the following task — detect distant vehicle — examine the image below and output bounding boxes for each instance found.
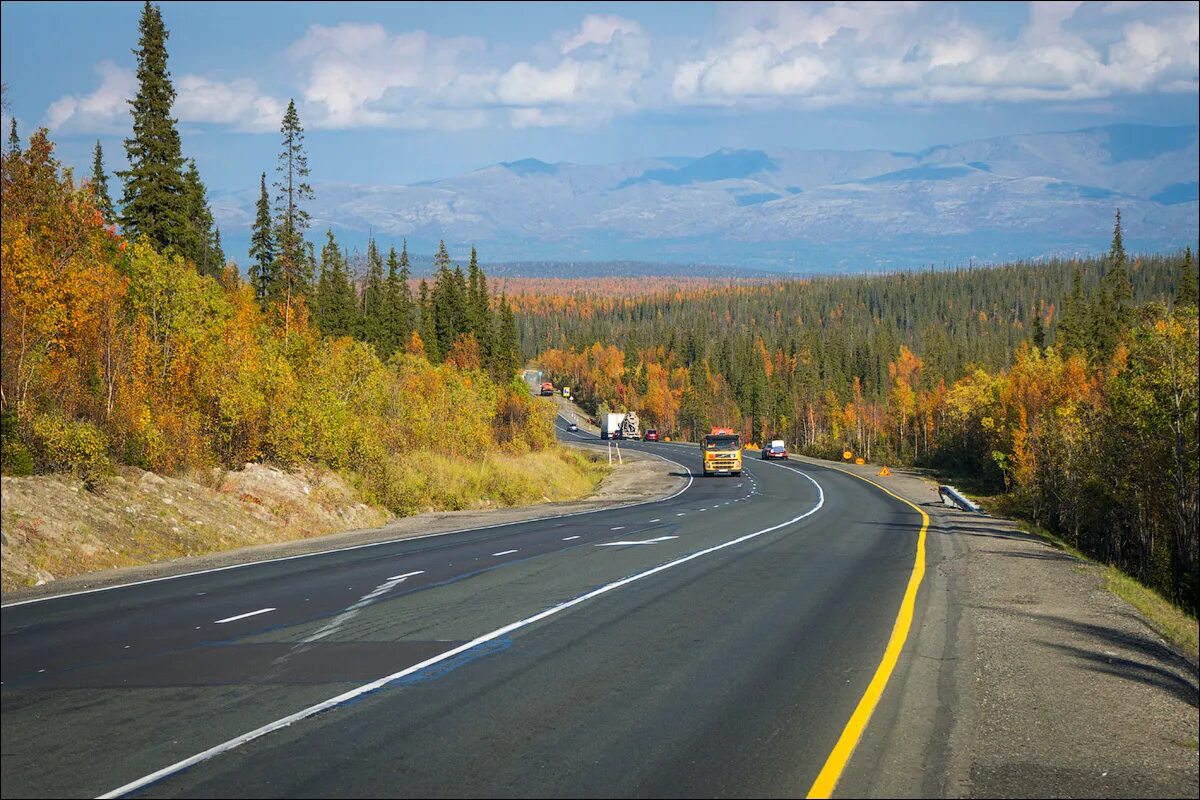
[762,440,788,460]
[620,411,641,440]
[540,381,555,396]
[703,427,742,476]
[600,413,625,440]
[644,429,659,441]
[567,422,578,432]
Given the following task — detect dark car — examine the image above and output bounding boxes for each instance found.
[567,422,578,432]
[761,441,788,459]
[645,429,659,441]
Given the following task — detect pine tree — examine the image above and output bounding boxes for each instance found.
[1055,266,1090,356]
[417,278,439,362]
[1031,311,1046,351]
[1176,246,1197,309]
[247,172,275,305]
[119,0,188,253]
[90,141,116,224]
[271,99,314,334]
[7,118,19,155]
[383,242,413,357]
[1095,209,1133,361]
[181,158,221,277]
[494,293,521,378]
[360,237,386,345]
[315,229,355,337]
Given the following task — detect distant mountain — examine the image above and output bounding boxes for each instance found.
[212,124,1198,273]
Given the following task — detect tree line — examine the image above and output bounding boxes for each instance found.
[530,218,1198,611]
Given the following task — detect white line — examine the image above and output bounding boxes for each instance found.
[492,549,519,557]
[648,519,661,523]
[97,470,825,800]
[5,450,695,609]
[562,536,581,541]
[213,608,275,625]
[610,526,625,531]
[386,571,424,581]
[595,536,679,547]
[676,512,686,516]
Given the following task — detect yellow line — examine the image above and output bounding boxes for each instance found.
[806,466,929,799]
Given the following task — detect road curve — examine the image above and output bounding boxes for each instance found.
[1,418,924,799]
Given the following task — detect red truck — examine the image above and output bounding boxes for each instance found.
[540,381,555,396]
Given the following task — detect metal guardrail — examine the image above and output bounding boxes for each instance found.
[938,485,984,513]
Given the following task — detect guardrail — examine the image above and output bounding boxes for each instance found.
[938,485,984,513]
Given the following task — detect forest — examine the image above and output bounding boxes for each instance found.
[0,3,559,518]
[527,233,1198,612]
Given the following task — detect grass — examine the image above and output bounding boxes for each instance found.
[361,446,612,516]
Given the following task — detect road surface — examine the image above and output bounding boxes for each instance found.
[1,417,925,798]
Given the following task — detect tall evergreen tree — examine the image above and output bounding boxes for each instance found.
[360,237,386,345]
[119,0,187,253]
[271,99,314,333]
[247,172,275,305]
[494,293,521,378]
[1095,209,1133,361]
[466,246,494,366]
[90,141,116,224]
[383,242,413,357]
[181,158,221,277]
[1031,310,1046,350]
[418,278,439,362]
[6,118,18,155]
[314,229,356,337]
[1056,265,1090,356]
[1176,246,1197,309]
[212,227,226,273]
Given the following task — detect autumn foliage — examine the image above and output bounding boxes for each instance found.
[1,130,555,512]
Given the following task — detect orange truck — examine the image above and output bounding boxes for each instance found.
[540,381,555,396]
[702,427,742,476]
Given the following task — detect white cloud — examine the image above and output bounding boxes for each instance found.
[45,61,285,133]
[673,0,1199,108]
[559,14,643,53]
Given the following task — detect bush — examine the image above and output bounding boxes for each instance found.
[29,414,112,486]
[1,412,35,476]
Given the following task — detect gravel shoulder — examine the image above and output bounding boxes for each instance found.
[796,456,1199,799]
[1,446,686,606]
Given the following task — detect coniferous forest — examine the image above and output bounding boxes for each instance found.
[526,233,1198,612]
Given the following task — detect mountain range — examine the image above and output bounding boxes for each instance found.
[211,123,1199,274]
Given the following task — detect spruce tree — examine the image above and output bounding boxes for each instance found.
[383,242,413,357]
[418,278,439,362]
[1176,246,1197,309]
[6,118,18,155]
[90,141,116,224]
[1095,209,1133,362]
[315,229,356,337]
[247,172,275,305]
[182,158,221,277]
[361,237,386,345]
[494,294,521,378]
[466,246,494,366]
[1056,265,1090,356]
[119,0,188,253]
[1031,311,1046,351]
[212,227,226,273]
[271,99,314,333]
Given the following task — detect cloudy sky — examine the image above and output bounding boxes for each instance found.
[2,1,1197,195]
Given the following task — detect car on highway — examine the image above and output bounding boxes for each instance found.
[567,422,578,432]
[761,440,788,459]
[644,429,659,441]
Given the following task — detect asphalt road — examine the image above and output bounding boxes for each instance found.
[1,418,924,799]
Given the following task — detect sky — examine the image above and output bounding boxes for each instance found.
[2,0,1198,198]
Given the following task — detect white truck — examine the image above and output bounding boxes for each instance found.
[620,411,641,440]
[600,413,625,440]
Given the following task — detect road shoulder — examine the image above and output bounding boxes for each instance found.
[1,446,687,606]
[795,456,1199,799]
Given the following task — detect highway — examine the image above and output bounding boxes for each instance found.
[1,417,926,799]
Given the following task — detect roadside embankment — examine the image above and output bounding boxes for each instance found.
[803,456,1200,799]
[1,445,685,603]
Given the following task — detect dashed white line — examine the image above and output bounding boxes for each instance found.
[649,519,661,523]
[676,512,686,516]
[214,608,275,624]
[596,536,679,547]
[386,570,425,581]
[492,549,519,557]
[610,526,625,531]
[562,535,581,541]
